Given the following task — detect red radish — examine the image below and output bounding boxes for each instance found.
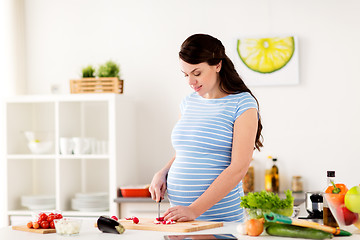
[132,217,139,224]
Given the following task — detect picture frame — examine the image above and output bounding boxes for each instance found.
[232,35,299,86]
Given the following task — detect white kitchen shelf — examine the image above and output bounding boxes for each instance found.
[7,154,109,159]
[4,94,136,225]
[6,154,57,159]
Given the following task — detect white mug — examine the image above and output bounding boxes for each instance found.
[72,137,91,154]
[59,137,74,155]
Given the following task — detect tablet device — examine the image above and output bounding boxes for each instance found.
[164,234,237,240]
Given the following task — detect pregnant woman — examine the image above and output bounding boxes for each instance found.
[149,34,263,222]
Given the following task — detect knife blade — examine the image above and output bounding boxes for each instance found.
[157,199,161,220]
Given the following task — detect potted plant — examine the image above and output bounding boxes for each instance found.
[70,61,123,94]
[81,65,96,78]
[97,60,120,78]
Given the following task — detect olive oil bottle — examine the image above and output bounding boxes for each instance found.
[265,156,279,193]
[323,171,339,227]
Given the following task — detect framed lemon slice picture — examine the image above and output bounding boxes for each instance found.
[234,35,299,86]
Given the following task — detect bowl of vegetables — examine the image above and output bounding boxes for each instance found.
[324,184,360,232]
[241,190,294,219]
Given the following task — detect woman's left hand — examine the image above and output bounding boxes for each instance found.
[163,205,198,222]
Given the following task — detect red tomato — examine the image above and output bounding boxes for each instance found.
[38,213,48,221]
[55,213,63,219]
[33,222,40,229]
[47,215,54,222]
[27,221,33,228]
[50,221,55,229]
[40,221,49,229]
[111,216,118,221]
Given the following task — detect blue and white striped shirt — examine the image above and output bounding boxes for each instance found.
[167,91,258,222]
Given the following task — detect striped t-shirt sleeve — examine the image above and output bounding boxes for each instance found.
[235,93,258,119]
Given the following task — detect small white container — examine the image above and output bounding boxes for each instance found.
[54,218,82,236]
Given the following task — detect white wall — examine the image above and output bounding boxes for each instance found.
[0,0,26,228]
[23,0,360,192]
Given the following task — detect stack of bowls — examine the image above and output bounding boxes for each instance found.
[71,192,108,212]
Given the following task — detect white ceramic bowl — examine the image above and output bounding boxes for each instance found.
[27,141,53,154]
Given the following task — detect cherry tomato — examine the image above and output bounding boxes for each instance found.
[38,213,47,221]
[40,221,49,229]
[33,222,40,229]
[50,221,55,229]
[47,215,54,222]
[111,216,118,221]
[55,213,63,219]
[27,221,33,228]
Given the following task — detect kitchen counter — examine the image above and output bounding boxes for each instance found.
[1,218,359,240]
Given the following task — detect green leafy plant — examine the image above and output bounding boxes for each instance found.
[240,190,294,219]
[81,65,96,78]
[97,60,120,78]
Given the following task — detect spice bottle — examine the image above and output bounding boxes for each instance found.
[291,176,303,193]
[323,171,339,227]
[243,159,254,193]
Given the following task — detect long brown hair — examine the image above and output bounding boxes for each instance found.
[179,34,263,151]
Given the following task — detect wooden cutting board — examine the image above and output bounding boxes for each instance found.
[119,218,223,232]
[12,225,56,234]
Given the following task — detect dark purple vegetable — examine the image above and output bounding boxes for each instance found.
[97,216,125,234]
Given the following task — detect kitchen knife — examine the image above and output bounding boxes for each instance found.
[158,199,161,220]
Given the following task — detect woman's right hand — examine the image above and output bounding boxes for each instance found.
[149,170,167,202]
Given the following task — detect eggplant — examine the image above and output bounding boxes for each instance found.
[97,216,125,234]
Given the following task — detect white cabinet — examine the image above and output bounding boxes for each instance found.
[4,94,136,225]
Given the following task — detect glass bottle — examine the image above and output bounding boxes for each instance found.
[323,171,339,227]
[271,158,279,193]
[265,156,279,193]
[243,159,254,193]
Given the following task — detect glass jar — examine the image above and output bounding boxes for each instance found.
[291,176,303,193]
[243,159,254,193]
